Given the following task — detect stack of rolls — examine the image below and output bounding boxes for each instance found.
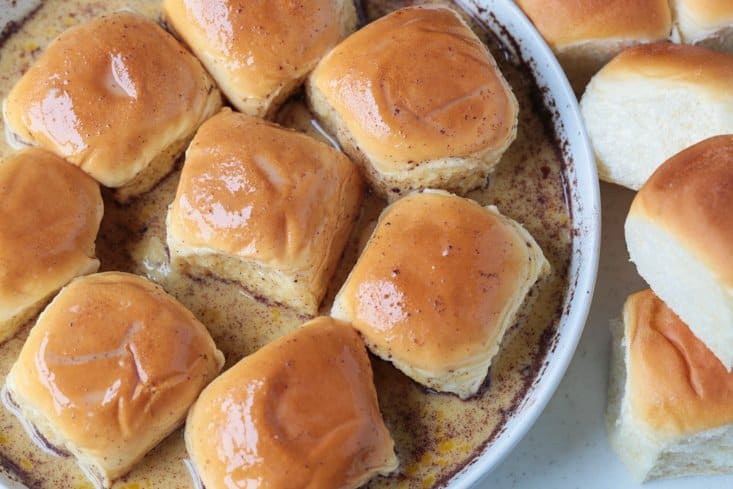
[0,2,552,489]
[607,135,733,482]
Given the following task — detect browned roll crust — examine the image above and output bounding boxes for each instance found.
[185,316,397,489]
[0,148,102,344]
[167,108,363,315]
[3,272,224,488]
[307,5,518,201]
[3,12,222,202]
[162,0,356,118]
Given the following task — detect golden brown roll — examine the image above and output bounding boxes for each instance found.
[0,148,102,344]
[607,289,733,481]
[581,43,733,190]
[185,316,397,489]
[307,5,518,201]
[331,190,549,399]
[3,12,222,202]
[2,272,224,488]
[162,0,356,118]
[167,109,362,315]
[516,0,673,92]
[625,135,733,370]
[671,0,733,50]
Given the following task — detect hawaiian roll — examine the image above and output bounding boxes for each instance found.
[0,148,102,344]
[185,316,397,489]
[625,135,733,371]
[582,42,733,190]
[2,272,224,488]
[162,0,356,118]
[515,0,673,93]
[166,109,363,316]
[671,0,733,51]
[307,5,518,201]
[3,12,222,202]
[607,290,733,481]
[331,190,550,399]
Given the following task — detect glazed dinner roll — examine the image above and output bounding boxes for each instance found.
[307,5,518,201]
[671,0,733,51]
[2,272,224,488]
[3,12,222,203]
[162,0,356,118]
[582,42,733,190]
[331,190,549,399]
[167,109,362,315]
[185,316,397,489]
[0,148,102,344]
[625,135,733,371]
[607,289,733,481]
[515,0,673,93]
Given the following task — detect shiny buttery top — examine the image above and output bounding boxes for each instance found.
[630,135,733,287]
[626,289,733,436]
[162,0,353,115]
[515,0,672,48]
[169,109,362,274]
[337,191,532,372]
[185,316,396,489]
[0,148,102,318]
[598,42,733,92]
[8,272,223,462]
[3,12,218,187]
[310,5,517,170]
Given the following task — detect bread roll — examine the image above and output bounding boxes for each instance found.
[515,0,673,93]
[671,0,733,51]
[2,272,224,488]
[307,5,518,202]
[3,12,222,202]
[331,190,549,399]
[162,0,355,119]
[167,109,362,315]
[185,316,397,489]
[0,148,102,344]
[607,289,733,481]
[625,135,733,370]
[581,42,733,190]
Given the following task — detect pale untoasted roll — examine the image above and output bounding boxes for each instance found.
[581,42,733,190]
[516,0,673,93]
[307,6,518,202]
[331,190,549,399]
[2,272,224,488]
[162,0,355,119]
[0,148,102,344]
[167,109,362,315]
[607,290,733,481]
[3,12,222,202]
[186,316,397,489]
[671,0,733,51]
[625,135,733,371]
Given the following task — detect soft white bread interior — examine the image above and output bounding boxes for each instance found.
[185,316,397,489]
[331,190,549,399]
[581,42,733,190]
[162,0,356,119]
[0,148,102,344]
[3,272,224,488]
[515,0,673,93]
[167,109,362,316]
[671,0,733,51]
[607,289,733,482]
[625,135,733,370]
[3,12,222,202]
[307,5,518,202]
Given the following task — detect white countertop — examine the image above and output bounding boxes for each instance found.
[484,183,733,489]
